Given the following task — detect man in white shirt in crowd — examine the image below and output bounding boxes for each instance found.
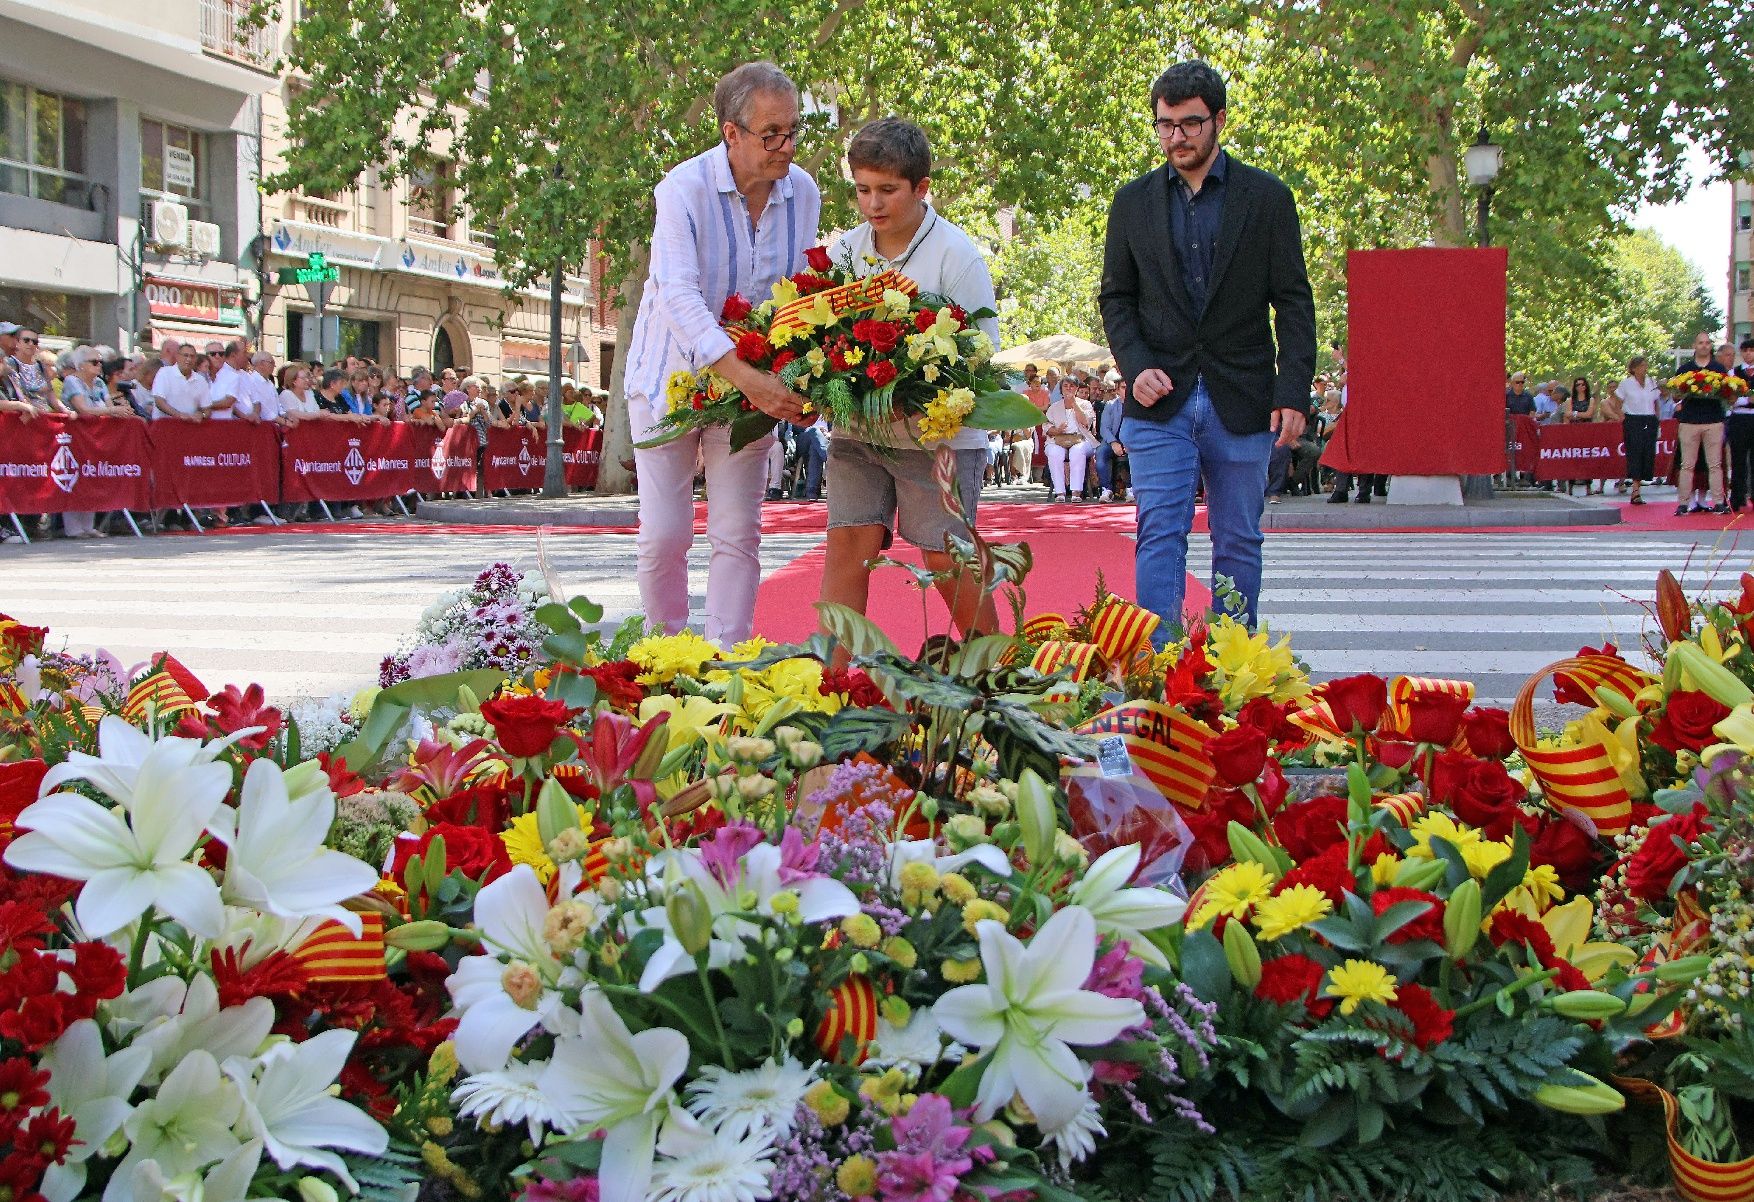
[151,343,209,421]
[207,339,248,420]
[624,61,822,644]
[242,352,282,423]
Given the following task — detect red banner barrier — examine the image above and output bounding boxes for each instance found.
[0,415,151,514]
[147,421,282,510]
[483,425,548,492]
[564,426,602,491]
[1514,417,1679,481]
[280,422,476,502]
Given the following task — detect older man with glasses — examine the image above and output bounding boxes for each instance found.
[624,60,822,645]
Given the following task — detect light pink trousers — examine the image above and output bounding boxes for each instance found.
[630,395,774,645]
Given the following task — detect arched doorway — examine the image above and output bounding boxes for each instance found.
[432,315,471,375]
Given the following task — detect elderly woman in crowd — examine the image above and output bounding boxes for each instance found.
[1044,378,1096,503]
[57,345,139,537]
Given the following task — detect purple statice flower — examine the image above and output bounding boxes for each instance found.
[699,821,768,888]
[517,1177,599,1202]
[766,1107,835,1202]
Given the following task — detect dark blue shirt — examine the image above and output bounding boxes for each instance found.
[1166,149,1228,315]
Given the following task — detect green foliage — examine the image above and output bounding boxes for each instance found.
[1429,1010,1585,1122]
[339,1146,426,1202]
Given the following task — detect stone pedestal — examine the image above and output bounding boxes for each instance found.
[1385,475,1464,506]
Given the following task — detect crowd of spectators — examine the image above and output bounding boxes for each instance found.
[0,321,606,540]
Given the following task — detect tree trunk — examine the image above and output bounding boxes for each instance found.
[1425,149,1468,248]
[593,242,648,496]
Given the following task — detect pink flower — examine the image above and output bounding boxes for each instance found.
[876,1094,973,1202]
[1083,943,1145,1003]
[697,821,765,888]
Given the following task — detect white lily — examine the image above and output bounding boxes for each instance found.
[539,988,690,1202]
[226,1029,388,1190]
[5,720,233,938]
[932,905,1145,1130]
[206,758,378,934]
[446,865,569,1073]
[106,1050,244,1202]
[882,839,1013,892]
[124,1140,261,1202]
[131,974,275,1084]
[634,843,858,992]
[38,1019,152,1202]
[1066,843,1187,968]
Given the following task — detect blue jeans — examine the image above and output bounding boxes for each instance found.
[1123,380,1276,642]
[1093,442,1119,492]
[794,424,828,498]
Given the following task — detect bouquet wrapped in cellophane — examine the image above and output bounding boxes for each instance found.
[637,246,1040,453]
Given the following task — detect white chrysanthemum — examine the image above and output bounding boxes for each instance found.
[453,1061,566,1141]
[864,1011,949,1082]
[684,1056,815,1139]
[649,1117,777,1202]
[1042,1094,1106,1170]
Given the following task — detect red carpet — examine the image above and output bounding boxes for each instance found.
[752,529,1210,649]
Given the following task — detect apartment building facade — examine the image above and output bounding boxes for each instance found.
[1734,178,1752,348]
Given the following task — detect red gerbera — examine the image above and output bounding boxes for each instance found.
[1392,982,1455,1049]
[15,1108,77,1165]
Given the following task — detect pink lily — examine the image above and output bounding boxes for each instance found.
[580,711,668,813]
[389,737,494,802]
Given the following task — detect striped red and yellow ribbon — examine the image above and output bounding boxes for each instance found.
[1086,600,1161,665]
[1022,613,1071,642]
[1617,1076,1754,1202]
[1075,699,1215,810]
[814,974,880,1063]
[1511,654,1653,838]
[121,672,199,723]
[768,269,920,341]
[0,680,25,714]
[292,912,387,983]
[1374,792,1427,826]
[1379,676,1476,742]
[1031,640,1103,682]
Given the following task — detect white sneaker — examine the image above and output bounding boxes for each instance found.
[346,506,365,520]
[1098,490,1112,502]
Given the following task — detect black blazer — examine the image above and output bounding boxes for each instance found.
[1099,156,1317,434]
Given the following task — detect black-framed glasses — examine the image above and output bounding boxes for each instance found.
[735,123,799,152]
[1152,115,1210,139]
[18,336,39,345]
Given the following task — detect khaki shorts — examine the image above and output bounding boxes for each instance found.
[826,438,985,551]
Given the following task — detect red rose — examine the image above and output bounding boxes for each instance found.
[720,293,753,322]
[1625,803,1711,901]
[1461,706,1516,760]
[479,694,579,759]
[1236,697,1301,745]
[735,330,773,364]
[820,668,888,709]
[1273,795,1349,862]
[1370,887,1444,944]
[423,779,514,830]
[574,662,644,712]
[804,246,834,272]
[1553,645,1625,705]
[1322,675,1388,736]
[1181,787,1255,874]
[1273,843,1355,905]
[0,759,48,833]
[1393,982,1454,1049]
[914,308,939,333]
[1207,726,1269,788]
[391,823,510,885]
[1396,693,1468,746]
[1530,815,1598,891]
[1425,750,1525,839]
[1255,953,1332,1016]
[1650,691,1732,754]
[1373,739,1419,771]
[770,350,798,374]
[866,360,898,388]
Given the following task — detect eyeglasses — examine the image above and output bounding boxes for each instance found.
[17,336,38,345]
[1152,115,1211,140]
[735,123,800,152]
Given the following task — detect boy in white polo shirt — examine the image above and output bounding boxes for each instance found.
[816,118,1004,644]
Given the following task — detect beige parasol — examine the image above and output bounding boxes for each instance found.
[990,333,1112,368]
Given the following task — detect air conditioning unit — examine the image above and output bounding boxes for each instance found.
[150,199,189,249]
[187,220,222,258]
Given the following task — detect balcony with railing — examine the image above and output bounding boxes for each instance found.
[199,0,278,71]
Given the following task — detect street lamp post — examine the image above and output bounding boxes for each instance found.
[1462,128,1506,497]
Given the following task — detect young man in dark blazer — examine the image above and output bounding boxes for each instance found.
[1099,60,1316,641]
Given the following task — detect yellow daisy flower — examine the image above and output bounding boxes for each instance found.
[1189,861,1277,928]
[500,803,591,883]
[1324,959,1398,1015]
[628,630,721,684]
[1251,885,1333,941]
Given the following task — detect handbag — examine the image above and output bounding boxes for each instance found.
[1051,431,1085,449]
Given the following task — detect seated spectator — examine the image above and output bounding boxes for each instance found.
[1044,384,1095,503]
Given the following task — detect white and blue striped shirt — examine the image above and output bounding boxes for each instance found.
[624,143,821,406]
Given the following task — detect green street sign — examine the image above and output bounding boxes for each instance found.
[307,252,327,270]
[276,265,340,284]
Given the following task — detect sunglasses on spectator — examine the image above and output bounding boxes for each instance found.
[18,336,39,344]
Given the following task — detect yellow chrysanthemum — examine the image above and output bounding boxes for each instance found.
[664,369,700,413]
[1324,959,1398,1015]
[500,803,590,883]
[628,630,721,684]
[1251,885,1333,941]
[1406,812,1481,860]
[1369,853,1402,886]
[1502,862,1565,916]
[1460,838,1513,880]
[1189,861,1277,928]
[730,636,773,661]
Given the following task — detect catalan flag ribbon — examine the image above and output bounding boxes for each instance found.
[1616,1076,1754,1202]
[0,680,25,714]
[1374,792,1427,827]
[1022,613,1072,642]
[768,269,920,341]
[1511,655,1654,838]
[1031,641,1103,682]
[1380,676,1476,741]
[292,912,388,983]
[1085,600,1161,665]
[1287,697,1345,744]
[813,974,880,1063]
[121,672,199,723]
[1075,700,1215,810]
